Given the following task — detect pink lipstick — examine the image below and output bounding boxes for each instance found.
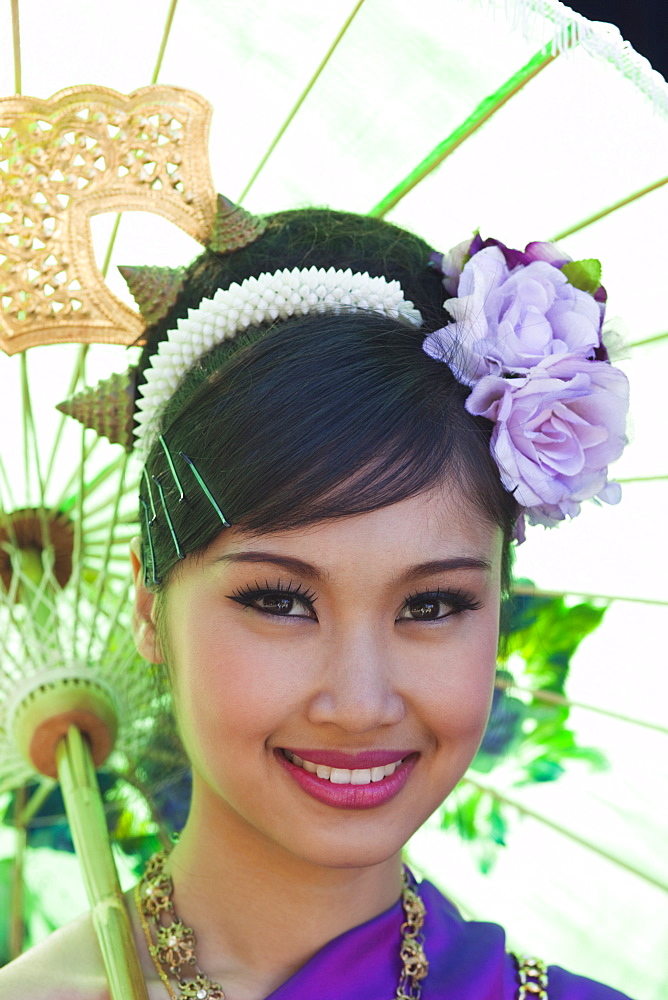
[275,748,417,809]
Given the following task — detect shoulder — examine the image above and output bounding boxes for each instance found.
[547,965,635,1000]
[418,880,635,1000]
[0,911,109,1000]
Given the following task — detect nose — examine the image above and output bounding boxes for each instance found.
[306,627,405,734]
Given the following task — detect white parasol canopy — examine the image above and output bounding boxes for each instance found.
[0,2,665,997]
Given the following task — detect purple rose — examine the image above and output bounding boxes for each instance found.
[482,237,571,271]
[424,246,604,386]
[465,356,629,526]
[431,234,482,296]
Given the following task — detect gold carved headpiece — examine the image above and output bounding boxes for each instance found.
[0,84,267,445]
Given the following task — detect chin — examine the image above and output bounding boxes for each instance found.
[277,828,409,871]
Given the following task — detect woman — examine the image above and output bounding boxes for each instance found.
[0,206,631,998]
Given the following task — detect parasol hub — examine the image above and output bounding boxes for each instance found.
[0,507,75,596]
[8,666,119,779]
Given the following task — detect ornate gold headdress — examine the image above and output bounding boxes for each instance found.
[0,84,267,447]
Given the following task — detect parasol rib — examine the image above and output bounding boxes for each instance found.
[512,583,668,606]
[55,452,128,520]
[69,423,87,658]
[628,330,668,349]
[90,0,180,315]
[552,175,668,241]
[615,475,668,483]
[74,465,135,520]
[86,535,137,549]
[15,778,54,828]
[42,347,91,498]
[100,579,136,663]
[238,0,368,202]
[0,448,18,510]
[495,677,668,735]
[151,0,179,85]
[20,354,46,507]
[463,777,668,894]
[370,43,562,218]
[84,512,141,534]
[0,581,29,672]
[85,453,131,664]
[101,216,123,280]
[10,0,21,95]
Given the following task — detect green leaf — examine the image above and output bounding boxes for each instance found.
[526,757,565,783]
[441,786,484,840]
[561,259,602,294]
[488,799,508,846]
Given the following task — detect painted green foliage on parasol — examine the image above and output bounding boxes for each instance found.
[439,585,608,872]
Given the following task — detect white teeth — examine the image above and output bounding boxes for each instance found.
[285,751,404,784]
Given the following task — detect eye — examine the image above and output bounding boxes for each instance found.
[400,597,448,621]
[253,593,313,617]
[228,581,317,619]
[397,589,482,622]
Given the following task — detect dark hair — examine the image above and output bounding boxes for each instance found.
[138,209,520,590]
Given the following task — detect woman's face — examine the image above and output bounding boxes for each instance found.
[133,481,503,870]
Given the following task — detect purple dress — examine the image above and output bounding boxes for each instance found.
[267,879,633,999]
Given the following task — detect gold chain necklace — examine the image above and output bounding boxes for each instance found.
[136,850,429,1000]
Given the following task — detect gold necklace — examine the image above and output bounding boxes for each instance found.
[136,850,429,1000]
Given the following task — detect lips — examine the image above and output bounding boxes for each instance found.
[280,748,412,769]
[282,749,404,785]
[275,748,417,810]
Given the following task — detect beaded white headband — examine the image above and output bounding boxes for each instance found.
[134,266,423,455]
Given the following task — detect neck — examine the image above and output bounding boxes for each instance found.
[164,777,403,995]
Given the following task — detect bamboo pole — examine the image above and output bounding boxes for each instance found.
[9,785,27,959]
[56,726,149,1000]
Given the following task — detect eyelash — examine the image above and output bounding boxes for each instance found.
[402,587,483,620]
[229,580,318,615]
[227,581,482,622]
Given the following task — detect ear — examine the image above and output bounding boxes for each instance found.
[130,537,163,663]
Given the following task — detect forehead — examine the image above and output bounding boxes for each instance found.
[200,480,502,576]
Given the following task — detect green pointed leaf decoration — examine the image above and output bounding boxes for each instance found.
[561,258,602,294]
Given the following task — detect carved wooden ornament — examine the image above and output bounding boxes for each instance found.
[0,85,217,354]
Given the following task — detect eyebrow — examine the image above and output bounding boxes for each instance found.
[215,551,326,580]
[215,551,492,582]
[399,557,492,581]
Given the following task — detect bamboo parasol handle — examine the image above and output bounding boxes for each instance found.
[56,724,149,1000]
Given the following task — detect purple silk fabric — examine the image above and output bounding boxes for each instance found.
[266,880,633,1000]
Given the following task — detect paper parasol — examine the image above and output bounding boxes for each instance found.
[0,2,666,998]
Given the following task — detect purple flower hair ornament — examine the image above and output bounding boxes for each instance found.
[424,235,629,534]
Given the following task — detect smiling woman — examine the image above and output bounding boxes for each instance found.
[137,487,502,876]
[0,204,631,999]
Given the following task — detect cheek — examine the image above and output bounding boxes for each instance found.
[168,609,299,764]
[417,619,498,747]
